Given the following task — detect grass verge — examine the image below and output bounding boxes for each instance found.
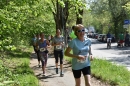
[0,46,39,86]
[64,56,130,86]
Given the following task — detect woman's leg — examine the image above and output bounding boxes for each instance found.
[54,50,59,74]
[39,53,46,75]
[84,75,91,86]
[33,45,37,53]
[75,78,81,86]
[72,69,81,86]
[43,53,48,74]
[36,50,41,67]
[82,66,91,86]
[41,60,45,74]
[38,50,41,66]
[59,50,63,74]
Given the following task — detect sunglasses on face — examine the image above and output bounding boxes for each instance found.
[77,29,85,33]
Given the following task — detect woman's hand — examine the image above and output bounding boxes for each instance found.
[77,55,86,61]
[89,55,94,61]
[47,45,51,48]
[56,42,64,47]
[56,42,61,45]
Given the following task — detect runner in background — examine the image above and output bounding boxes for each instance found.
[51,29,64,77]
[70,25,76,40]
[34,33,41,67]
[118,32,124,47]
[124,31,129,46]
[32,34,37,53]
[106,32,112,48]
[36,32,50,75]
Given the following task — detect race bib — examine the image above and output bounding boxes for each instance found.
[77,55,88,63]
[40,48,45,52]
[56,45,62,49]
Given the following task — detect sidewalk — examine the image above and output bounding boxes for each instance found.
[30,48,110,86]
[30,54,77,86]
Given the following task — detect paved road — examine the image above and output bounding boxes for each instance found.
[91,38,130,71]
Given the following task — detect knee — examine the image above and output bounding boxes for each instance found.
[86,82,91,86]
[60,60,63,64]
[75,82,81,86]
[75,78,81,86]
[55,59,58,63]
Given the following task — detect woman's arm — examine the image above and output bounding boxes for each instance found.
[64,47,78,59]
[65,47,86,60]
[46,40,51,48]
[51,41,62,46]
[51,41,58,46]
[89,46,94,61]
[89,46,92,55]
[35,41,39,50]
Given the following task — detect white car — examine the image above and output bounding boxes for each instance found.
[97,34,106,41]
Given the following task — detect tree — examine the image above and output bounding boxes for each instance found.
[108,0,129,39]
[86,0,129,39]
[0,0,55,51]
[49,0,86,46]
[87,0,111,33]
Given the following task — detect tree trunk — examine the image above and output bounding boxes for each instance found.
[52,1,69,48]
[76,9,83,24]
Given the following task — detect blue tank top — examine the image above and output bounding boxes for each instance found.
[38,40,47,49]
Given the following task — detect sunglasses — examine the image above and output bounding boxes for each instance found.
[77,29,85,33]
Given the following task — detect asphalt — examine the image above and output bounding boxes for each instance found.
[91,39,130,71]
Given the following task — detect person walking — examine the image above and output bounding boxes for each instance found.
[32,34,37,53]
[65,24,93,86]
[124,31,129,46]
[70,25,77,40]
[34,33,41,67]
[51,29,64,77]
[106,32,112,48]
[36,32,50,75]
[118,32,124,47]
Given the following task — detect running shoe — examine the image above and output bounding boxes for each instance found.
[60,71,64,77]
[56,68,58,74]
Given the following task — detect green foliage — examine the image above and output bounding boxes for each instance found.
[86,0,112,33]
[91,59,130,85]
[86,0,130,36]
[123,2,130,15]
[0,0,55,52]
[0,46,38,86]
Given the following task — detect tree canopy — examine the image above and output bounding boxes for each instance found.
[1,0,130,51]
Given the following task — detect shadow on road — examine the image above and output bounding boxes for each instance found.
[106,56,130,68]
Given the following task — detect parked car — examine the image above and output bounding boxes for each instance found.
[92,33,98,39]
[95,34,98,39]
[97,34,106,41]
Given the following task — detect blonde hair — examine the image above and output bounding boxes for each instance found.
[74,24,84,36]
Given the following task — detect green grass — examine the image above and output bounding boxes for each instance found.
[1,46,130,86]
[0,46,39,86]
[64,56,130,86]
